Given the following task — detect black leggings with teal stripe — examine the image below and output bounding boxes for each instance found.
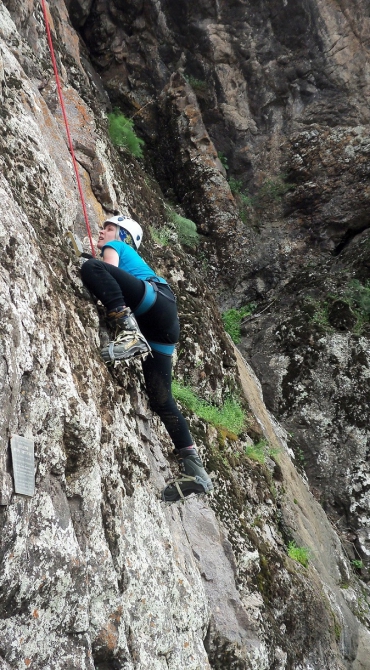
[81,259,193,450]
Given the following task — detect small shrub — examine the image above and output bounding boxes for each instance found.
[245,438,279,464]
[149,226,171,247]
[346,280,370,317]
[166,208,199,247]
[306,299,333,331]
[218,151,229,171]
[240,192,254,208]
[307,281,370,335]
[228,177,254,221]
[228,174,293,218]
[287,541,310,567]
[228,177,243,195]
[245,440,267,463]
[352,559,363,570]
[108,109,144,158]
[172,380,246,434]
[185,75,208,92]
[222,304,256,344]
[256,177,292,204]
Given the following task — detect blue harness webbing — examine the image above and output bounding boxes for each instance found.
[134,280,157,316]
[133,280,177,356]
[147,341,176,356]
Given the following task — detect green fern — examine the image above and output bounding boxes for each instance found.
[108,109,144,158]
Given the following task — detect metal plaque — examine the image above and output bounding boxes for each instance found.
[10,435,35,497]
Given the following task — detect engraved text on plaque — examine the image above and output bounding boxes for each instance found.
[10,435,35,497]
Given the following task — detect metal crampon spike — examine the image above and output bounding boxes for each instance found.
[160,490,211,507]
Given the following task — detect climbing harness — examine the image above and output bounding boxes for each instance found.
[134,280,176,318]
[40,0,96,257]
[134,280,158,317]
[149,280,177,303]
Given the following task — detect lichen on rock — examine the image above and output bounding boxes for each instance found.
[1,1,370,669]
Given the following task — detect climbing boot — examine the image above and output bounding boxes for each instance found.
[162,447,213,504]
[106,306,138,333]
[101,306,151,363]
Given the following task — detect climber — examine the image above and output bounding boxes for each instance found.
[80,214,213,503]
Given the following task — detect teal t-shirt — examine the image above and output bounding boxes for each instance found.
[102,240,167,284]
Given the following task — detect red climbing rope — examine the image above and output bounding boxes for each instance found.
[40,0,96,257]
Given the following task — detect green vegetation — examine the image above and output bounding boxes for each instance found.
[333,618,342,641]
[166,208,199,247]
[245,439,278,464]
[352,559,364,570]
[228,177,243,194]
[150,207,199,248]
[306,298,334,331]
[287,541,310,568]
[228,177,254,222]
[172,380,246,434]
[197,250,209,271]
[108,109,144,158]
[218,151,229,171]
[255,177,293,205]
[222,304,256,344]
[245,440,267,463]
[345,279,370,320]
[149,226,171,247]
[185,75,208,92]
[295,446,306,466]
[307,279,370,334]
[228,175,293,222]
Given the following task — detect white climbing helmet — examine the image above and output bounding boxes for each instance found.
[103,214,143,249]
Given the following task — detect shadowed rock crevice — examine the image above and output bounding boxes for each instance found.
[332,226,370,256]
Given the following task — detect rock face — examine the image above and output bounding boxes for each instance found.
[0,1,370,670]
[70,0,370,577]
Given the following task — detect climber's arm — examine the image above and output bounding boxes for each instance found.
[102,247,119,267]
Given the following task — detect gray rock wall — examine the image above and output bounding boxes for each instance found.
[0,1,370,669]
[65,0,370,586]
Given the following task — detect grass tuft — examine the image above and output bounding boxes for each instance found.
[222,304,256,344]
[149,226,171,246]
[287,541,310,567]
[172,380,246,434]
[245,439,279,464]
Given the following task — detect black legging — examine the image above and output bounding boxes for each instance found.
[81,259,193,450]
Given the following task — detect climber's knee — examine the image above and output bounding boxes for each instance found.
[80,257,102,280]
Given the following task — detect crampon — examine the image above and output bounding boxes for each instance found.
[161,451,214,505]
[161,475,214,506]
[101,330,151,365]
